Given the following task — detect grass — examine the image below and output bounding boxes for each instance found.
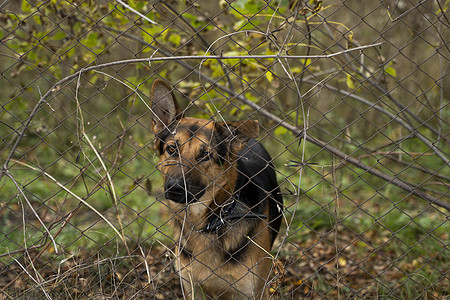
[1,90,448,299]
[1,21,448,298]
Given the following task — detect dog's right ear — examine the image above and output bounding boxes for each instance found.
[150,79,181,133]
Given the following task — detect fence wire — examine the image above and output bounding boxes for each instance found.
[0,0,449,299]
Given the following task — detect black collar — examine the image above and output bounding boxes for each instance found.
[197,194,267,234]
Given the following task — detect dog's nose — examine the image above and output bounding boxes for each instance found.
[164,178,186,202]
[164,177,206,203]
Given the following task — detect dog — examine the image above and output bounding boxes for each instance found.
[150,79,283,299]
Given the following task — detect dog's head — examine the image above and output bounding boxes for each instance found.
[150,79,259,209]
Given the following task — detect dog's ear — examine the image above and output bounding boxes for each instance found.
[150,79,181,133]
[216,120,259,154]
[226,120,260,139]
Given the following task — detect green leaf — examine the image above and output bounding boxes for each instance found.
[301,58,311,67]
[65,46,76,58]
[384,66,397,78]
[82,32,99,48]
[274,126,288,136]
[346,74,356,89]
[22,0,31,12]
[168,33,181,47]
[266,71,273,83]
[141,31,154,44]
[33,15,41,25]
[182,12,208,28]
[129,0,146,10]
[53,32,66,40]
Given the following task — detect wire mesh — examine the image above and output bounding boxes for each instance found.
[0,0,448,299]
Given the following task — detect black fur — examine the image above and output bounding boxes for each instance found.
[151,79,282,299]
[236,139,283,246]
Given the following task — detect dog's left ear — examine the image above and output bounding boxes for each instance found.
[150,79,182,134]
[216,120,259,153]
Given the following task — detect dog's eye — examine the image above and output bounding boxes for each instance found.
[166,144,177,156]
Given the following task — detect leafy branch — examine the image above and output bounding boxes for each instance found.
[1,45,448,211]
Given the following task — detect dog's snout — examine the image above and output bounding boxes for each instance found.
[164,178,185,201]
[164,177,206,203]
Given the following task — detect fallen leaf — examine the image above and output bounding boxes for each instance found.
[338,256,347,267]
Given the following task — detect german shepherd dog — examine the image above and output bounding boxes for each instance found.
[150,80,283,299]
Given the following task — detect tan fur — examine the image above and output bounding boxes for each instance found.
[151,80,273,299]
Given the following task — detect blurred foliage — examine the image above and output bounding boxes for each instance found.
[0,0,448,299]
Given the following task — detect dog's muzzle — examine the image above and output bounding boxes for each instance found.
[164,177,206,203]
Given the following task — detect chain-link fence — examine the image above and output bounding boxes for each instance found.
[1,0,449,299]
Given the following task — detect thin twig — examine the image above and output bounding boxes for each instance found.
[11,257,52,300]
[160,2,234,90]
[314,13,446,159]
[4,170,59,254]
[391,0,429,22]
[12,160,122,237]
[1,42,383,180]
[116,0,158,25]
[213,86,450,211]
[302,79,450,166]
[3,43,447,212]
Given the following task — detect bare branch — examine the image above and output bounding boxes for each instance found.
[0,42,383,179]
